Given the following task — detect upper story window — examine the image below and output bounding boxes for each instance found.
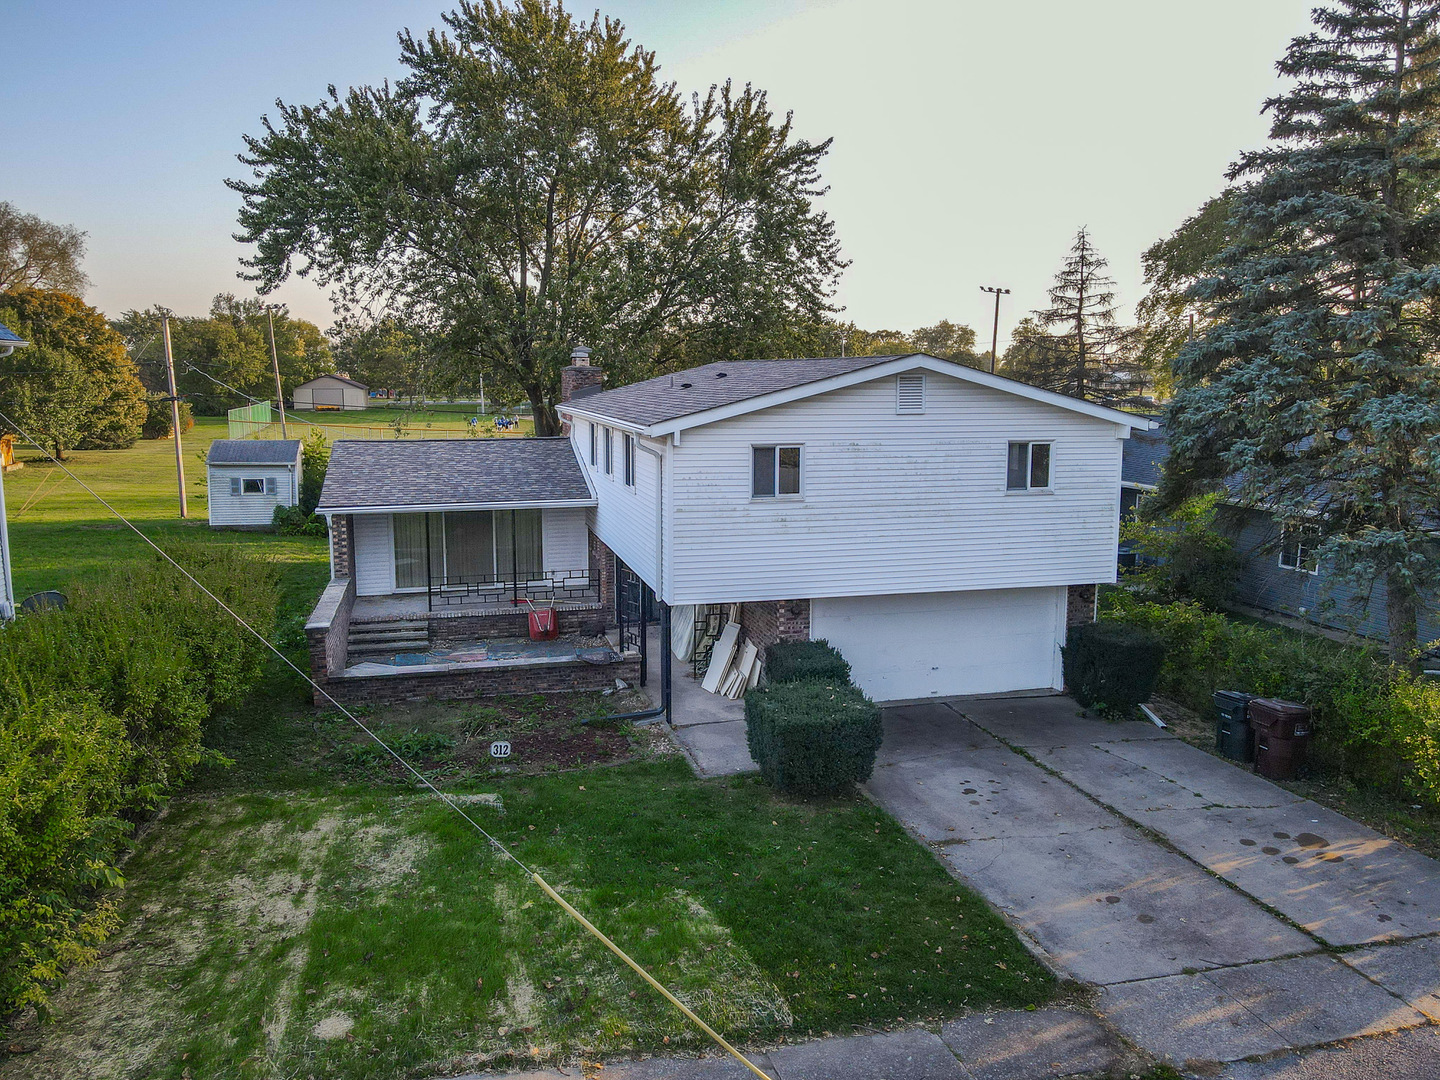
[896,373,925,414]
[604,428,613,475]
[1006,441,1051,491]
[753,445,801,498]
[588,422,597,467]
[1279,523,1320,574]
[623,434,636,487]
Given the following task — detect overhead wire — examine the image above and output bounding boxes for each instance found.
[0,408,769,1080]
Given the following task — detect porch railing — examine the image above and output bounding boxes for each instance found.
[425,567,601,612]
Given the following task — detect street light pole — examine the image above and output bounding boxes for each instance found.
[979,285,1010,374]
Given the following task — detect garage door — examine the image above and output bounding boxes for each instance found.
[809,587,1066,702]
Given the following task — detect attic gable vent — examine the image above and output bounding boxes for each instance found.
[896,373,925,414]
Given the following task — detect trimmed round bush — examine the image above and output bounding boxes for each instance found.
[764,639,851,685]
[1061,620,1165,714]
[745,680,882,795]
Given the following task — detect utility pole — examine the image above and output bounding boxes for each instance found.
[162,316,188,518]
[980,286,1010,374]
[267,307,288,437]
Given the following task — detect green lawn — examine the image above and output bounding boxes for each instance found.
[1,427,1056,1078]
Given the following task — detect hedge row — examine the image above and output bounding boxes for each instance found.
[0,544,278,1016]
[1101,590,1440,804]
[1061,621,1166,715]
[745,640,881,796]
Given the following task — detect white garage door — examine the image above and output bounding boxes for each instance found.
[810,587,1066,702]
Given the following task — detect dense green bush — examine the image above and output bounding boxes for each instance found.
[272,503,328,536]
[141,395,194,440]
[298,429,330,514]
[0,544,278,1015]
[1101,590,1440,804]
[745,680,882,795]
[764,639,851,685]
[1061,621,1166,715]
[1119,493,1242,609]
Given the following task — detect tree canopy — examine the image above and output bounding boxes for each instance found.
[0,289,147,457]
[1163,0,1440,663]
[0,203,88,296]
[228,0,845,435]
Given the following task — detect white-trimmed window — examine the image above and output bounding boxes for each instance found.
[896,373,925,414]
[604,428,613,475]
[588,422,597,467]
[752,445,802,498]
[1006,442,1052,490]
[623,434,636,487]
[231,477,275,496]
[1279,524,1320,574]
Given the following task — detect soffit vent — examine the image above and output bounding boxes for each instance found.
[896,373,925,414]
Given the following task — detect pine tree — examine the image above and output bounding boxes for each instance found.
[1165,0,1440,664]
[1026,228,1142,405]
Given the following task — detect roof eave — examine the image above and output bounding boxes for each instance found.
[318,497,597,515]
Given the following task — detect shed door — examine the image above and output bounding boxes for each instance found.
[809,587,1065,702]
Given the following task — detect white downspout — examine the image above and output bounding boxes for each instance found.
[637,439,665,599]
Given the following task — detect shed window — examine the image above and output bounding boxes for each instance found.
[753,445,801,498]
[232,477,273,495]
[1279,524,1320,574]
[1006,442,1051,490]
[896,373,925,413]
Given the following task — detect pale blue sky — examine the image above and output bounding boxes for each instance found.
[5,1,1313,349]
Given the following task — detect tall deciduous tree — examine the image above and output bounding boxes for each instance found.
[0,289,147,454]
[1023,228,1143,405]
[228,0,845,435]
[1165,0,1440,664]
[0,203,88,295]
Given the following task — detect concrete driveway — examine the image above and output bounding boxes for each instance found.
[866,695,1440,1065]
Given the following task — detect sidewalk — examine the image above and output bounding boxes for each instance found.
[470,1005,1137,1080]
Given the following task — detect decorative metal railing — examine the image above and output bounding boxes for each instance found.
[425,567,600,612]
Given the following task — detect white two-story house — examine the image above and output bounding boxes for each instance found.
[557,351,1150,702]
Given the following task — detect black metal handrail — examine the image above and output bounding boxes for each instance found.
[425,567,600,612]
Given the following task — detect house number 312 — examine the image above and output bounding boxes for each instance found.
[490,741,512,759]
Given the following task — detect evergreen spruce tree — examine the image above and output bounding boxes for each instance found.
[1026,228,1142,405]
[1166,0,1440,664]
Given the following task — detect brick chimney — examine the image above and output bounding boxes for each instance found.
[560,345,604,405]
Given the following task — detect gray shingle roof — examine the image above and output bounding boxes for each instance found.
[1122,421,1168,487]
[207,439,302,466]
[317,438,593,512]
[562,356,908,427]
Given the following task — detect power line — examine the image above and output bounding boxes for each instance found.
[0,409,769,1080]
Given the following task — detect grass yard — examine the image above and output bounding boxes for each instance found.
[1,424,1056,1078]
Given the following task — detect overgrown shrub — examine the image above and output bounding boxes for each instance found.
[745,680,882,795]
[764,639,851,685]
[1061,621,1166,715]
[298,429,329,514]
[0,544,278,1015]
[272,503,328,536]
[1120,494,1241,609]
[141,395,194,440]
[1101,590,1440,804]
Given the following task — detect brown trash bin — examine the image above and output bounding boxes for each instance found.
[1249,698,1312,780]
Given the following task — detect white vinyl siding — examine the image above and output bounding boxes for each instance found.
[349,507,589,596]
[292,376,367,410]
[666,374,1124,603]
[205,463,299,527]
[570,421,663,589]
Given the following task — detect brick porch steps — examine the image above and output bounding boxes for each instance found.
[346,621,429,664]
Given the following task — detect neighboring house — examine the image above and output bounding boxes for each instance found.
[1117,421,1440,648]
[206,439,302,528]
[559,352,1149,702]
[292,374,368,411]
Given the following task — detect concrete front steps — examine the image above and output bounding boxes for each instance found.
[346,621,430,664]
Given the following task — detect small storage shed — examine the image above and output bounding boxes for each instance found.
[206,439,302,528]
[292,374,368,411]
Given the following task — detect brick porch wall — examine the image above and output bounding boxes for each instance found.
[305,575,356,684]
[588,529,617,629]
[330,513,354,578]
[1067,584,1098,628]
[312,653,641,707]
